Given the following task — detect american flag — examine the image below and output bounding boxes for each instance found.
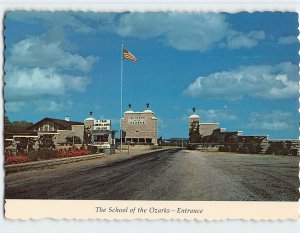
[123,49,137,62]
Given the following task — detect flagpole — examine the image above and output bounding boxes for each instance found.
[120,42,124,151]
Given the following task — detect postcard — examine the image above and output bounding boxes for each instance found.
[3,9,299,220]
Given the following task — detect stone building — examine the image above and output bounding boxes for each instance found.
[188,107,219,142]
[121,103,157,144]
[187,108,299,156]
[199,123,220,136]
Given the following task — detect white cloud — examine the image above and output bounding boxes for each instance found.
[184,62,298,100]
[118,13,228,52]
[248,111,294,131]
[7,11,115,35]
[181,108,237,123]
[5,67,89,102]
[7,12,266,52]
[226,30,265,49]
[198,109,237,122]
[9,35,96,73]
[278,35,298,45]
[5,28,95,113]
[5,99,74,113]
[35,100,73,112]
[116,13,265,51]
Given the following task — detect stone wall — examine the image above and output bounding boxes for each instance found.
[122,112,157,144]
[199,123,219,137]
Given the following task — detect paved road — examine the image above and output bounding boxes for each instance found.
[5,149,299,201]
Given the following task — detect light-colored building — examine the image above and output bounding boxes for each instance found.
[188,107,219,140]
[121,104,157,144]
[27,117,84,145]
[84,112,116,153]
[199,123,220,136]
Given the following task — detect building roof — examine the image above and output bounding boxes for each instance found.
[188,114,200,119]
[124,110,134,113]
[124,111,155,114]
[4,130,38,139]
[143,109,153,113]
[85,117,95,121]
[27,117,83,131]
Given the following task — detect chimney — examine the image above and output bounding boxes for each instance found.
[65,116,70,121]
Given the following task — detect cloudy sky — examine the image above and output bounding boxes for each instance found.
[4,11,299,139]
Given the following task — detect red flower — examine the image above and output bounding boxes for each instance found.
[55,148,91,158]
[5,156,30,165]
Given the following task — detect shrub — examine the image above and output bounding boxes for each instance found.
[28,150,38,161]
[39,148,52,160]
[51,150,60,158]
[290,149,298,156]
[187,144,198,150]
[87,145,97,154]
[219,146,225,152]
[4,149,13,157]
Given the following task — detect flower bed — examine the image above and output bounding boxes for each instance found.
[5,148,92,165]
[56,149,90,158]
[5,155,31,165]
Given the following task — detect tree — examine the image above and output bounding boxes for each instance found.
[189,121,201,143]
[4,116,11,125]
[83,126,92,146]
[14,137,37,154]
[14,137,36,154]
[158,136,163,145]
[38,134,55,149]
[4,116,33,132]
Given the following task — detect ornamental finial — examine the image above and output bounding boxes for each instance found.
[192,107,196,114]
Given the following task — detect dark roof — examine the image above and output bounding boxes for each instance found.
[27,117,83,131]
[4,130,38,139]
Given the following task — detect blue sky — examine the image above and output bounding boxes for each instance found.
[4,11,299,139]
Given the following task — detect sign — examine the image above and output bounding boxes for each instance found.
[93,120,111,130]
[128,116,147,125]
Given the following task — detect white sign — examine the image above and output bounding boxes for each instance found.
[94,120,111,130]
[128,116,147,125]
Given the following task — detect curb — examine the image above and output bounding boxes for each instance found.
[5,153,104,173]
